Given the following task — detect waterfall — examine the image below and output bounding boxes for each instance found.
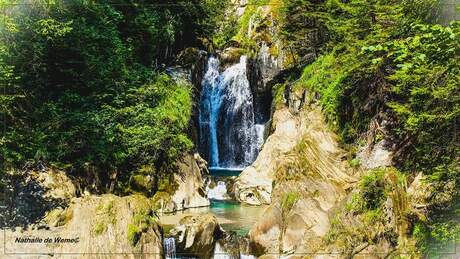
[206,181,230,200]
[213,242,231,259]
[255,124,265,149]
[213,241,256,259]
[199,56,259,168]
[163,237,176,259]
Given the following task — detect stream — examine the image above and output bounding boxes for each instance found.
[159,199,267,236]
[160,168,267,236]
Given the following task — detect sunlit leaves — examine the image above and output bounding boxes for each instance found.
[35,19,73,40]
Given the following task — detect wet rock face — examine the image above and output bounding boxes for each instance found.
[170,214,224,259]
[247,56,274,124]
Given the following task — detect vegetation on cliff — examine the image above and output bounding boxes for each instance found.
[279,0,459,255]
[0,0,225,192]
[0,0,458,256]
[229,0,458,255]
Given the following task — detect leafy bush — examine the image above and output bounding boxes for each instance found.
[294,0,459,178]
[414,200,460,257]
[358,168,387,211]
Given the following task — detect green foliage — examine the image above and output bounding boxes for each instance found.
[127,208,158,246]
[293,0,459,178]
[281,191,300,212]
[93,222,107,236]
[348,158,361,168]
[0,1,226,188]
[426,221,460,257]
[221,0,281,55]
[276,0,458,255]
[355,168,387,211]
[127,224,140,246]
[272,83,286,109]
[414,200,460,257]
[385,24,459,173]
[401,0,441,24]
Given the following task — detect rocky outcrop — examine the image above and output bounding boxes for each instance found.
[0,167,76,228]
[234,85,354,206]
[153,153,210,213]
[247,112,356,255]
[2,194,163,258]
[235,86,356,255]
[169,214,224,258]
[233,107,304,205]
[357,140,393,169]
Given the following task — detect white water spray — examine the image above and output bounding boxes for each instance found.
[199,56,259,168]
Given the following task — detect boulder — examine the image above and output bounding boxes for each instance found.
[153,153,210,213]
[169,214,223,258]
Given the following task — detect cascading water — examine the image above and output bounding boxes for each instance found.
[163,237,176,259]
[206,181,230,200]
[199,56,261,169]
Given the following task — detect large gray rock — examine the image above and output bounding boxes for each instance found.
[153,153,210,213]
[169,214,223,259]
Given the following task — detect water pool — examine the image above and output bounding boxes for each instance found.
[159,200,266,236]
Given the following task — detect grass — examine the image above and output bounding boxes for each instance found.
[127,208,158,247]
[281,191,300,212]
[92,199,117,236]
[127,224,140,246]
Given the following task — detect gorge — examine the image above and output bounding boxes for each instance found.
[1,0,458,258]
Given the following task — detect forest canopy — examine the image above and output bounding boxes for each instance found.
[0,0,227,183]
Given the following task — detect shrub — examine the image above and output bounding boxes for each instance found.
[359,168,387,210]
